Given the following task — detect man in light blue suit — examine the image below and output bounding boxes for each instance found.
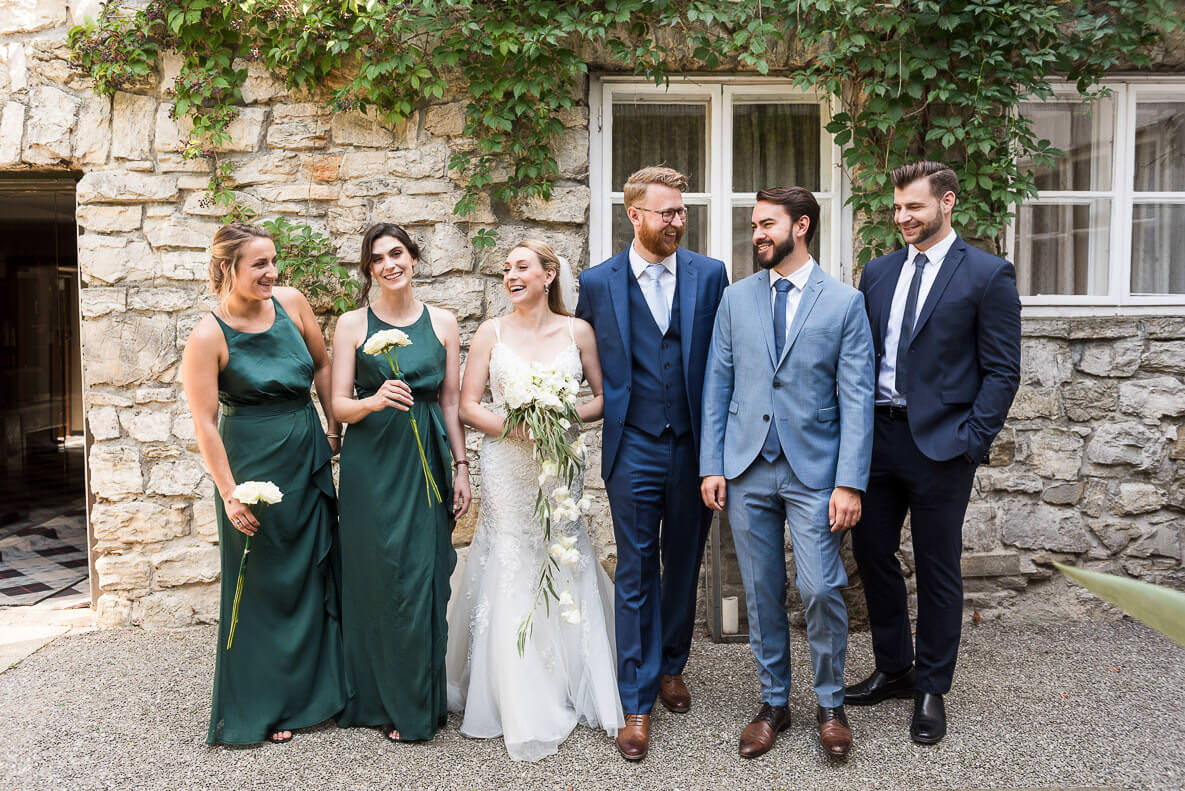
[700,187,874,760]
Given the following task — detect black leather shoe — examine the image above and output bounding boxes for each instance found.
[910,692,946,745]
[844,666,916,706]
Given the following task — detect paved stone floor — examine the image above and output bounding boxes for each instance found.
[0,620,1182,790]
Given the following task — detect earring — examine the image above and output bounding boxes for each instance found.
[545,285,550,293]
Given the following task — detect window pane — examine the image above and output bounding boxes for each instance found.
[1018,99,1113,191]
[610,204,708,259]
[1014,201,1110,296]
[612,104,706,192]
[1131,203,1185,295]
[731,203,825,281]
[732,104,822,192]
[1134,102,1185,192]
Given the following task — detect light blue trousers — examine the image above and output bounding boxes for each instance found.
[727,455,849,708]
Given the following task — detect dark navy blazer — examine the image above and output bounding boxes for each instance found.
[576,247,728,479]
[858,236,1021,463]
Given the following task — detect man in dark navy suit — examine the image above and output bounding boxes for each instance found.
[845,161,1021,745]
[576,166,727,761]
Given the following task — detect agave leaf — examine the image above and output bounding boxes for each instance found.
[1054,563,1185,648]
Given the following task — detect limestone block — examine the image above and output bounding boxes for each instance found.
[79,286,127,318]
[22,85,79,164]
[87,405,120,440]
[230,151,301,184]
[1126,523,1182,560]
[1086,422,1164,469]
[303,153,342,182]
[374,193,457,225]
[0,0,67,36]
[388,142,449,179]
[155,104,266,153]
[90,500,189,546]
[3,41,28,92]
[111,92,156,160]
[267,103,329,150]
[1117,376,1185,421]
[484,276,512,318]
[1061,379,1117,422]
[77,170,178,203]
[161,250,207,281]
[78,235,155,285]
[236,58,285,104]
[425,102,466,137]
[331,107,396,147]
[557,105,587,128]
[76,204,140,233]
[421,222,473,277]
[128,287,195,314]
[1007,386,1060,420]
[151,540,220,587]
[1143,316,1185,340]
[1141,340,1185,374]
[961,552,1021,578]
[1041,481,1083,505]
[402,179,453,195]
[82,312,177,386]
[74,93,112,165]
[138,585,219,627]
[1020,339,1072,387]
[88,442,143,499]
[987,427,1015,467]
[554,126,589,179]
[68,0,102,26]
[157,154,212,174]
[340,151,387,180]
[171,414,196,443]
[413,275,485,319]
[181,190,261,218]
[118,408,173,443]
[95,594,133,627]
[326,202,369,236]
[146,456,205,496]
[135,387,176,404]
[86,390,134,408]
[143,215,221,250]
[342,176,402,199]
[513,186,590,224]
[1174,426,1185,461]
[1026,429,1084,480]
[0,101,25,165]
[1115,483,1166,515]
[95,551,151,593]
[961,502,998,552]
[1000,500,1092,553]
[253,182,340,202]
[193,498,217,541]
[452,506,477,548]
[1076,338,1142,377]
[976,467,1042,493]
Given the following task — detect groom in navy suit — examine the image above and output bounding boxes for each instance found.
[846,161,1021,745]
[576,166,727,761]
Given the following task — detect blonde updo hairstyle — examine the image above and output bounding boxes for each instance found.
[208,223,273,300]
[511,239,569,316]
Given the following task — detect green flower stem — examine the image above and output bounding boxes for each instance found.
[225,536,250,651]
[384,349,442,507]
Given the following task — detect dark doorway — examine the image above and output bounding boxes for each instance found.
[0,177,89,609]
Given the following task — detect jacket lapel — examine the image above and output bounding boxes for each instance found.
[676,248,698,378]
[752,272,778,368]
[909,237,965,345]
[873,249,907,348]
[777,264,825,370]
[606,249,631,361]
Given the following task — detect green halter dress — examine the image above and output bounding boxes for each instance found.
[206,297,347,746]
[337,305,455,740]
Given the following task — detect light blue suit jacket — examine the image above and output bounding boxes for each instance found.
[699,264,876,491]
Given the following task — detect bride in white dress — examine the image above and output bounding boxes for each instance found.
[450,239,624,761]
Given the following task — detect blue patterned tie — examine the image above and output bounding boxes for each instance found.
[761,278,795,462]
[645,263,669,334]
[894,252,928,400]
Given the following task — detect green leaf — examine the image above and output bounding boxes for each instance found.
[1054,563,1185,648]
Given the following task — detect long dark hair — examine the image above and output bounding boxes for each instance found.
[358,222,422,305]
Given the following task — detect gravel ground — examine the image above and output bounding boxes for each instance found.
[1,621,1182,790]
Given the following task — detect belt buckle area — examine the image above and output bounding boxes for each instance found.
[878,403,908,420]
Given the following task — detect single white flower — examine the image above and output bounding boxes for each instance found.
[362,328,412,356]
[558,590,575,607]
[549,543,567,561]
[231,480,283,505]
[560,547,581,566]
[560,608,581,624]
[551,484,570,503]
[578,494,594,513]
[557,533,577,550]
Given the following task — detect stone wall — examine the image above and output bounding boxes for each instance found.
[1,0,1181,628]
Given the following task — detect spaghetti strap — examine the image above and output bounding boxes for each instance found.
[566,316,575,342]
[493,318,502,342]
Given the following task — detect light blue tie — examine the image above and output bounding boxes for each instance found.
[762,279,794,462]
[645,263,669,334]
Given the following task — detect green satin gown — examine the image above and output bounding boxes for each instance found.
[206,297,347,746]
[337,305,455,740]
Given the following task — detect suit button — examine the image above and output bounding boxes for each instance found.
[618,419,623,425]
[626,385,631,392]
[763,414,770,422]
[664,363,670,369]
[773,381,781,389]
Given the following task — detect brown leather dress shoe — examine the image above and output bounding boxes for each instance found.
[616,713,650,761]
[659,674,691,713]
[738,702,790,759]
[817,705,852,757]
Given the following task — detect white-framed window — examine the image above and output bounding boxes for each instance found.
[1013,80,1185,307]
[589,77,848,283]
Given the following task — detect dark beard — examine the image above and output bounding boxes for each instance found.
[904,212,945,248]
[753,236,795,271]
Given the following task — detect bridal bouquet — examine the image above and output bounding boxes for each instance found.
[500,361,593,655]
[363,328,443,507]
[225,480,283,651]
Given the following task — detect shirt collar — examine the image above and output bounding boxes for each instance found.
[769,257,815,291]
[629,242,677,279]
[908,229,957,268]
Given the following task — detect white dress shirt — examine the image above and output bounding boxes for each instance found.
[629,243,677,324]
[769,258,816,348]
[877,229,958,405]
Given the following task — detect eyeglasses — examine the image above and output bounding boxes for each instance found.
[633,206,688,224]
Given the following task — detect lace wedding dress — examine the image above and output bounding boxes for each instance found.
[446,319,623,762]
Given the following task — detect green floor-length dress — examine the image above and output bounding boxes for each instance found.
[206,297,347,746]
[337,305,455,740]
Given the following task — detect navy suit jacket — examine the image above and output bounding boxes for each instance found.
[576,247,728,479]
[859,236,1021,463]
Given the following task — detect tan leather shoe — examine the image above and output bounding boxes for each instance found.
[659,674,691,713]
[616,713,650,761]
[738,702,790,759]
[817,705,852,757]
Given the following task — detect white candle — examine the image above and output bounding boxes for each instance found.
[722,595,739,634]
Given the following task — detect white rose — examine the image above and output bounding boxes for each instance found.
[557,533,577,550]
[361,328,412,355]
[231,480,283,505]
[551,485,570,503]
[578,494,593,513]
[560,608,582,624]
[560,547,581,566]
[558,590,575,607]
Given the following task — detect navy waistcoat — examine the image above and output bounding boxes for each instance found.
[625,266,692,437]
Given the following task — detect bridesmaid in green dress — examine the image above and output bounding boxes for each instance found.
[331,223,472,742]
[182,223,347,745]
